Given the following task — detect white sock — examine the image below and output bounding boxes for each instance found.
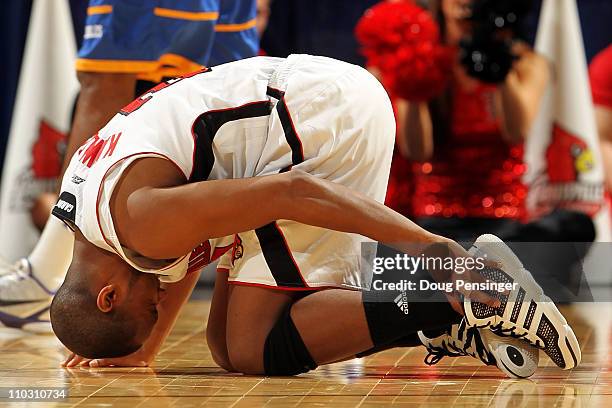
[27,215,74,291]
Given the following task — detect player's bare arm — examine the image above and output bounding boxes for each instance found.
[112,159,497,313]
[115,165,447,261]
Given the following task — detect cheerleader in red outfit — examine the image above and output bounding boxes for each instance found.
[589,44,612,219]
[356,0,424,217]
[359,0,549,241]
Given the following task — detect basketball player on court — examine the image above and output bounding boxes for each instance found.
[49,55,580,377]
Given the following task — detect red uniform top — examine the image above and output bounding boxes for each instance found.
[412,81,526,219]
[589,44,612,109]
[385,89,414,217]
[589,44,612,210]
[386,148,414,216]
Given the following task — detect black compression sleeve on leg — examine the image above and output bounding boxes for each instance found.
[362,243,463,348]
[362,289,462,347]
[263,306,318,376]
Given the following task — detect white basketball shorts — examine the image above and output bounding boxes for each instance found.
[219,55,395,291]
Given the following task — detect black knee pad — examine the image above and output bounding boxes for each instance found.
[263,306,317,376]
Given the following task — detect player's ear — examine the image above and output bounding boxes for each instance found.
[96,285,118,313]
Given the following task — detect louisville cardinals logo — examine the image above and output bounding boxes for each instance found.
[545,123,594,183]
[232,234,244,264]
[6,119,68,213]
[534,122,602,217]
[31,119,67,179]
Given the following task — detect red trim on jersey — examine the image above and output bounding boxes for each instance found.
[186,242,211,274]
[211,243,233,261]
[188,99,273,180]
[187,242,232,266]
[187,260,207,274]
[186,242,233,274]
[94,152,186,272]
[190,260,214,272]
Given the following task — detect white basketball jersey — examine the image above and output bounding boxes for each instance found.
[53,54,394,288]
[53,56,299,282]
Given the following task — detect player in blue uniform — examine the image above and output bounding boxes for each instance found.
[0,0,258,332]
[77,0,258,82]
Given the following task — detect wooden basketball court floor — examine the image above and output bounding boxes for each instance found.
[0,291,610,407]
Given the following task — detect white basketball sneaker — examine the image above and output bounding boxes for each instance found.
[0,258,55,333]
[418,319,540,379]
[463,234,581,370]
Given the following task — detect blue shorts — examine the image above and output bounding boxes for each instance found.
[77,0,258,81]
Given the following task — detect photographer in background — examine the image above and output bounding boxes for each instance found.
[357,0,551,239]
[589,44,612,215]
[357,0,596,300]
[400,0,549,240]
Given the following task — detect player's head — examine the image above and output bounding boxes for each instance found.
[50,240,161,359]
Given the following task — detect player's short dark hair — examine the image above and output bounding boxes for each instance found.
[50,277,142,359]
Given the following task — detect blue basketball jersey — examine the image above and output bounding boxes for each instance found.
[77,0,258,81]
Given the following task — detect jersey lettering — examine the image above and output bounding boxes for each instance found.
[103,132,121,159]
[78,132,123,167]
[120,68,210,116]
[55,200,74,212]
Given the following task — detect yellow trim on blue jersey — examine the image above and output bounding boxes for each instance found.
[138,53,205,82]
[87,5,112,15]
[153,7,219,21]
[76,54,204,82]
[76,58,158,73]
[215,18,257,32]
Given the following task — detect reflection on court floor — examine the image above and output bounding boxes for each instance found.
[0,294,610,407]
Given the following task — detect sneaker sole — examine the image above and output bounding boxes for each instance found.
[0,303,53,334]
[466,234,581,369]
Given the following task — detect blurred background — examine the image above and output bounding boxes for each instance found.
[2,0,610,163]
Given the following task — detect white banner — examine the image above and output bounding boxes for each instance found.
[0,0,79,260]
[525,0,611,239]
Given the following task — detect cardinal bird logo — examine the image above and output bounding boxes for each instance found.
[545,123,594,183]
[31,120,67,179]
[6,119,68,213]
[232,235,244,264]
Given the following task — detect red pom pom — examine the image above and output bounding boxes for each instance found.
[355,1,453,101]
[355,1,439,51]
[392,44,455,102]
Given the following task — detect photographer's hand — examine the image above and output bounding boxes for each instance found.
[497,44,550,144]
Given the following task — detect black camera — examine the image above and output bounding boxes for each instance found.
[459,0,533,83]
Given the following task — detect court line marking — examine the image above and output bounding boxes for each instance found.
[228,377,265,408]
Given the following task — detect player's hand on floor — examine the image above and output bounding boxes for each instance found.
[62,352,91,368]
[62,348,152,368]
